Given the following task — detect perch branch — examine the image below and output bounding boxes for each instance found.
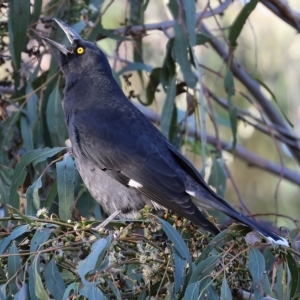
[135,103,300,186]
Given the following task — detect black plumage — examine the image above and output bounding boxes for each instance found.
[43,19,289,247]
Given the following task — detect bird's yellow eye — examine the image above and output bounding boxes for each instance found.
[76,46,85,55]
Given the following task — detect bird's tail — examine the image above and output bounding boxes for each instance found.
[188,190,289,247]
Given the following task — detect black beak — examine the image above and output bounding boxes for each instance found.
[42,18,82,55]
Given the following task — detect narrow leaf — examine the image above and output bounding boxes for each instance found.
[173,247,186,293]
[158,217,190,260]
[145,68,161,106]
[9,147,66,210]
[254,76,293,127]
[286,251,299,299]
[79,286,107,299]
[248,247,265,300]
[8,242,22,295]
[224,69,237,148]
[6,205,33,224]
[117,62,152,75]
[183,0,196,46]
[161,78,176,139]
[45,259,66,300]
[8,0,30,69]
[77,238,109,285]
[30,228,52,262]
[228,0,260,49]
[0,224,29,254]
[184,282,200,299]
[14,282,29,300]
[33,255,49,299]
[46,85,68,146]
[56,153,75,221]
[26,176,43,215]
[220,276,232,300]
[173,23,196,88]
[208,157,227,198]
[62,283,80,300]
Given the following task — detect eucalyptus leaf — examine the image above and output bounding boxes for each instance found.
[9,147,66,210]
[8,242,22,295]
[248,247,265,300]
[56,153,75,221]
[45,259,66,300]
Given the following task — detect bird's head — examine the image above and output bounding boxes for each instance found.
[43,19,112,77]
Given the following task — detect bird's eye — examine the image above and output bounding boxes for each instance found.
[76,46,85,55]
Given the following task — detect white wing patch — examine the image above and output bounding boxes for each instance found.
[186,190,196,197]
[128,179,143,189]
[151,201,167,211]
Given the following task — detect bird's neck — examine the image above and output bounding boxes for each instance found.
[63,72,126,114]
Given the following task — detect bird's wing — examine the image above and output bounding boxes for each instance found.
[72,107,219,233]
[168,143,289,247]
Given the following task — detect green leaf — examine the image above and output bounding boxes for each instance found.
[30,229,52,262]
[6,205,33,224]
[28,266,39,300]
[199,278,219,300]
[248,247,265,300]
[8,0,30,69]
[145,68,161,106]
[98,25,131,41]
[173,247,186,293]
[228,0,260,49]
[9,147,66,210]
[184,282,200,299]
[79,286,107,299]
[8,242,22,295]
[263,247,276,271]
[173,23,196,88]
[20,114,34,152]
[195,229,231,263]
[105,278,122,300]
[77,237,110,285]
[56,153,75,221]
[44,181,58,210]
[117,62,152,75]
[31,0,42,24]
[160,38,176,89]
[220,276,232,300]
[130,0,145,84]
[189,255,220,284]
[46,85,68,146]
[62,283,80,300]
[157,217,191,262]
[208,157,227,198]
[0,110,21,166]
[33,255,49,300]
[26,176,43,215]
[0,224,29,254]
[14,282,29,300]
[287,251,299,299]
[196,34,211,45]
[224,69,237,149]
[161,78,176,139]
[45,259,66,300]
[254,76,293,127]
[183,0,196,46]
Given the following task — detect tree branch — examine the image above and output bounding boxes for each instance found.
[113,0,232,35]
[200,23,300,165]
[135,103,300,186]
[261,0,300,32]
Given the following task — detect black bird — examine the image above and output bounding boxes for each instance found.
[43,19,289,247]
